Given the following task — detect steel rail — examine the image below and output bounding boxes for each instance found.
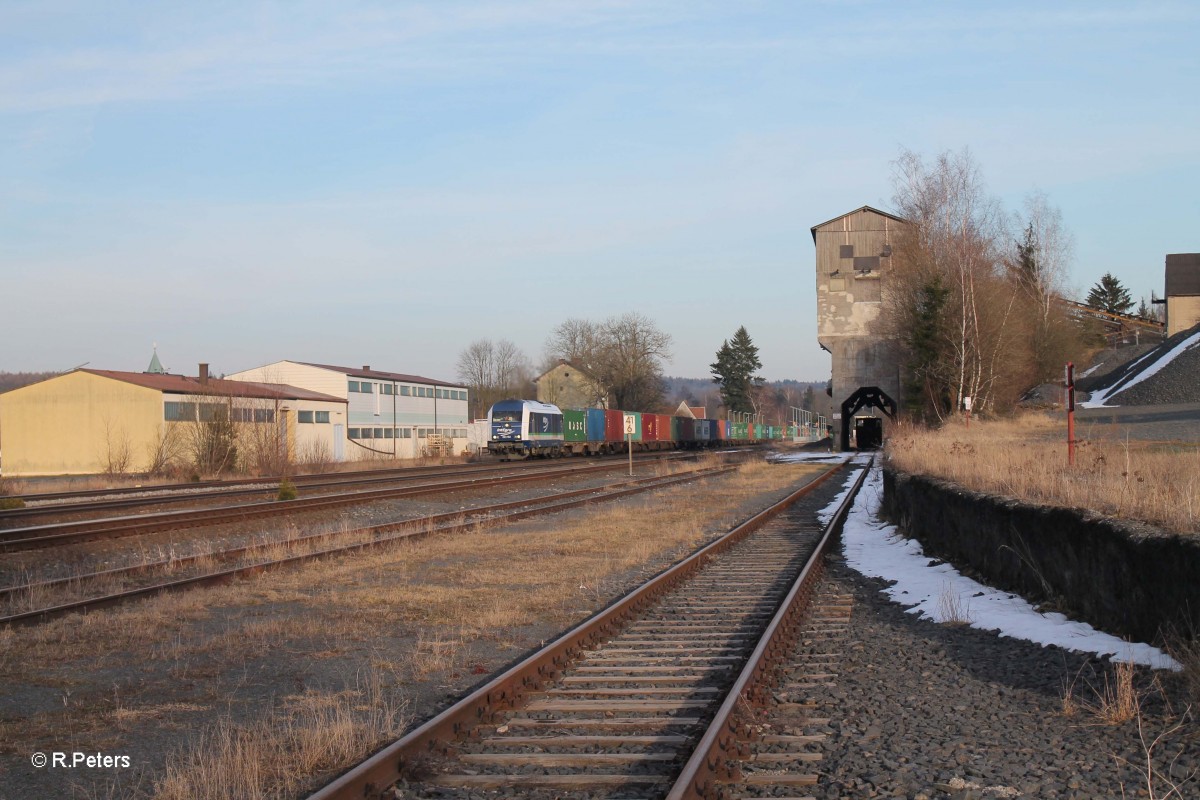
[666,457,872,799]
[0,466,735,627]
[0,453,695,523]
[2,461,507,505]
[304,459,850,800]
[0,457,699,552]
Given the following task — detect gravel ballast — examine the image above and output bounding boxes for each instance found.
[792,558,1199,799]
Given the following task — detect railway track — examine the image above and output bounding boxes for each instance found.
[307,458,869,800]
[0,463,740,627]
[714,574,855,797]
[0,455,703,552]
[0,453,696,527]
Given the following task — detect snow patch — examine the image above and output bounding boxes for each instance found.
[828,466,1178,669]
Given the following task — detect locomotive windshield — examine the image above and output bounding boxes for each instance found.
[491,410,521,422]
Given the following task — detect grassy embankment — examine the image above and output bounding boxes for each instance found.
[885,413,1198,534]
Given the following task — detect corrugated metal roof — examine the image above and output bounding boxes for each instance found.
[296,361,466,389]
[81,369,346,403]
[810,205,907,242]
[1166,254,1200,297]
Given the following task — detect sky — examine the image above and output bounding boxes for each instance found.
[3,1,1198,383]
[783,455,1176,669]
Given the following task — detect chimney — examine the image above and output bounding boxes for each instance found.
[363,365,371,372]
[199,363,209,385]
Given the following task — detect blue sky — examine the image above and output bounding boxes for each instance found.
[3,1,1197,383]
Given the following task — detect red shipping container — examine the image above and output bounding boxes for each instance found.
[657,413,672,442]
[716,420,727,440]
[604,409,624,443]
[642,413,658,441]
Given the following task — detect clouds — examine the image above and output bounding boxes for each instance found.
[2,2,1198,380]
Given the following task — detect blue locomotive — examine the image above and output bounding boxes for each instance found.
[487,399,565,459]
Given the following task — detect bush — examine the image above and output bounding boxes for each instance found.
[0,497,25,510]
[276,478,298,502]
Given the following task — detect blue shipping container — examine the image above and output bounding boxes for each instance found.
[586,408,606,442]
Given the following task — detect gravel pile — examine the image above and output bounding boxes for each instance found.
[796,559,1199,799]
[1082,323,1200,406]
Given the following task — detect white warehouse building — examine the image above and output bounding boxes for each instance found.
[227,361,470,460]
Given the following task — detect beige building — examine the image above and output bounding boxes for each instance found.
[0,366,345,476]
[1165,254,1200,336]
[535,360,607,409]
[226,360,470,459]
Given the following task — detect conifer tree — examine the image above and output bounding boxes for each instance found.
[1085,273,1134,315]
[710,326,764,415]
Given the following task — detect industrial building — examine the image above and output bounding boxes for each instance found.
[0,365,345,476]
[811,205,905,449]
[226,361,470,459]
[1165,254,1200,336]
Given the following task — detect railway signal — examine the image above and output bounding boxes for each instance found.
[624,414,636,475]
[1065,362,1076,466]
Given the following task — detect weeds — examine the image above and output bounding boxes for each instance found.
[1097,660,1141,725]
[276,478,298,501]
[937,580,973,626]
[886,415,1200,533]
[154,667,407,799]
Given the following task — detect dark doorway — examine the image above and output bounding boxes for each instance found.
[854,417,883,450]
[840,386,897,451]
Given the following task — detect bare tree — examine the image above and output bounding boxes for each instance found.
[544,318,603,365]
[456,339,533,419]
[145,421,185,476]
[886,148,1015,419]
[885,150,1089,420]
[545,313,672,411]
[1010,191,1083,382]
[100,417,133,476]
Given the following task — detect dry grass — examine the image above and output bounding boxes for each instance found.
[4,461,821,669]
[1097,660,1142,725]
[154,667,407,800]
[886,414,1200,533]
[937,580,973,626]
[2,458,824,796]
[1061,659,1142,725]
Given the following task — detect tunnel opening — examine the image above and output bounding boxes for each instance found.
[840,386,896,451]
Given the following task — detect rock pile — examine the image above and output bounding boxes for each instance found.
[1080,323,1200,406]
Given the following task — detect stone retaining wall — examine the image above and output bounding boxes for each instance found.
[881,468,1200,643]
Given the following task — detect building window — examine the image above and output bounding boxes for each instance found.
[360,428,373,439]
[400,428,412,438]
[198,403,230,423]
[298,411,314,423]
[315,410,330,423]
[164,401,196,421]
[349,428,360,439]
[400,385,410,396]
[348,380,359,393]
[382,384,393,395]
[384,428,394,439]
[360,382,373,393]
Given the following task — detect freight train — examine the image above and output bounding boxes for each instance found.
[486,398,795,459]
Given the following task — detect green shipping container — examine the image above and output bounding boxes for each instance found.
[563,409,587,442]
